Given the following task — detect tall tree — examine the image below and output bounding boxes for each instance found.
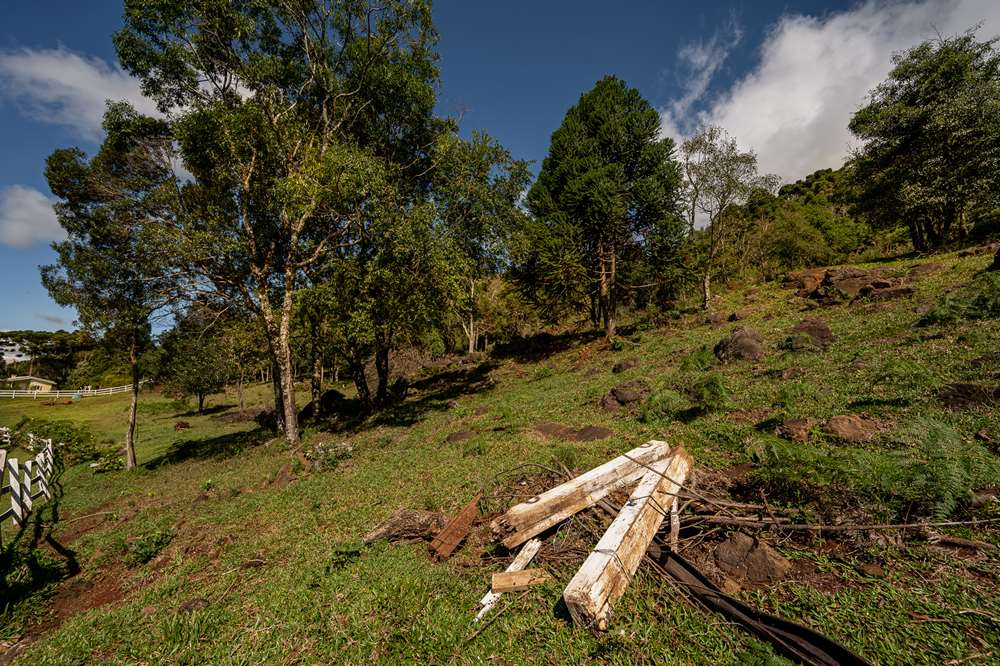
[115,0,443,445]
[435,131,530,353]
[42,102,176,469]
[527,76,684,338]
[681,126,778,309]
[849,30,1000,250]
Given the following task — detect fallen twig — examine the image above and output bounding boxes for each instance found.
[687,516,1000,532]
[62,511,115,525]
[927,532,999,552]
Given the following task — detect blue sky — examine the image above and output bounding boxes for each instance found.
[1,0,997,331]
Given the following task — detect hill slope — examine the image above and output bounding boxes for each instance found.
[2,247,999,664]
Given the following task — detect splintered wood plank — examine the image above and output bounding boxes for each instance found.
[429,493,481,561]
[563,447,692,630]
[491,568,549,593]
[492,440,671,549]
[475,537,543,622]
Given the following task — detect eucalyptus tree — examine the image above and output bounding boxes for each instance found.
[114,0,443,444]
[42,102,176,468]
[434,131,530,354]
[681,126,779,309]
[527,76,684,338]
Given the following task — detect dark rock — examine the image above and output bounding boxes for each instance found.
[363,509,448,544]
[858,563,884,577]
[938,383,1000,409]
[714,328,766,362]
[788,317,834,351]
[858,285,915,302]
[705,312,727,327]
[612,357,640,374]
[970,353,1000,368]
[474,405,490,416]
[778,417,815,443]
[784,268,827,296]
[535,422,612,442]
[178,597,210,614]
[715,533,791,583]
[908,262,944,277]
[445,430,473,444]
[823,415,881,442]
[174,421,191,431]
[781,366,805,379]
[602,379,651,411]
[729,308,753,322]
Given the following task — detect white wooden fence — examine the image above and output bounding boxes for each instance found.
[0,381,146,400]
[0,432,56,528]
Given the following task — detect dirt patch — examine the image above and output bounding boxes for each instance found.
[787,317,834,351]
[939,383,1000,409]
[970,353,1000,369]
[727,407,775,425]
[823,415,883,442]
[445,430,474,444]
[612,357,640,374]
[714,532,791,584]
[778,417,816,443]
[533,422,613,442]
[600,379,651,411]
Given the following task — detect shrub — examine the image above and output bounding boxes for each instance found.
[776,381,816,416]
[920,272,1000,324]
[680,346,717,372]
[124,529,174,566]
[691,373,731,413]
[533,366,554,381]
[13,417,98,465]
[749,418,1000,520]
[640,389,689,422]
[305,441,353,471]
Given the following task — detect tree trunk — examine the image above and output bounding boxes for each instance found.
[124,338,139,470]
[237,370,245,414]
[198,393,205,413]
[467,279,477,354]
[311,354,322,411]
[701,271,712,310]
[374,344,390,408]
[350,356,371,410]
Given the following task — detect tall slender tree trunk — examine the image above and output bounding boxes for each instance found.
[374,344,391,408]
[311,355,322,410]
[597,241,616,339]
[124,336,139,470]
[701,272,712,310]
[237,370,245,414]
[350,356,371,409]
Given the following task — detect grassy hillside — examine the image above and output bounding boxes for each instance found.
[1,248,999,664]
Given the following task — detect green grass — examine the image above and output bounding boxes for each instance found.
[2,250,1000,664]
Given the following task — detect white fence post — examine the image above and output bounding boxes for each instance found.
[8,457,22,526]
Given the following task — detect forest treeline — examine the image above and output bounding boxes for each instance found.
[21,1,1000,463]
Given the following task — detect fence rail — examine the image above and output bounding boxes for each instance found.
[1,435,56,527]
[0,381,146,400]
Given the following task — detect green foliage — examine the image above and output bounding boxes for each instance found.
[849,31,1000,250]
[533,366,554,381]
[123,529,174,567]
[640,389,690,422]
[752,418,1000,519]
[690,372,731,413]
[874,358,936,396]
[680,346,717,371]
[13,416,98,465]
[523,75,685,335]
[551,444,578,471]
[304,441,354,472]
[776,381,816,416]
[920,272,1000,325]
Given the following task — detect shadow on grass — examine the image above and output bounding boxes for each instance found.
[144,427,272,469]
[492,329,601,364]
[174,404,237,418]
[373,361,499,428]
[847,396,912,409]
[0,458,79,622]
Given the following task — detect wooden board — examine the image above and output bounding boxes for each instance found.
[563,447,691,630]
[428,493,481,561]
[491,568,549,593]
[475,537,543,622]
[491,440,671,549]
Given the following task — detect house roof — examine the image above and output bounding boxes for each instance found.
[5,375,56,385]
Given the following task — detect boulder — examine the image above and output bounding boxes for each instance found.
[778,417,815,443]
[728,308,753,322]
[787,317,834,351]
[714,328,766,362]
[612,357,640,374]
[823,415,881,442]
[714,533,791,583]
[858,285,915,302]
[601,379,652,411]
[705,312,727,327]
[784,268,826,296]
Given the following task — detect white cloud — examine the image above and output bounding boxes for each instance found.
[0,185,64,247]
[0,47,160,141]
[661,0,1000,182]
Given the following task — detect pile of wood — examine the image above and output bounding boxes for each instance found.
[470,440,690,630]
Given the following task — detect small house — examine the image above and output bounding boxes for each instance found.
[4,376,57,392]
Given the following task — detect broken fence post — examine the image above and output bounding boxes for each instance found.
[491,440,672,549]
[563,446,692,630]
[429,493,481,561]
[474,537,543,623]
[8,457,22,527]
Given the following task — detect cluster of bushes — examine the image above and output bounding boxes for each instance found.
[748,418,1000,520]
[11,416,99,465]
[641,347,731,422]
[920,272,1000,325]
